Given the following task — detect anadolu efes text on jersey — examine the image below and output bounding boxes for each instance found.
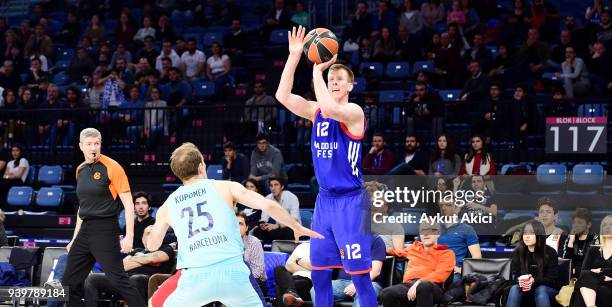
[311,108,364,194]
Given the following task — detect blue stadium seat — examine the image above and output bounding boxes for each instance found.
[38,165,64,185]
[264,252,289,297]
[192,80,216,98]
[379,90,404,103]
[56,48,74,62]
[206,164,223,180]
[7,186,33,207]
[439,90,462,102]
[412,60,434,74]
[269,29,288,44]
[385,62,410,79]
[151,207,159,219]
[532,164,567,195]
[500,164,532,175]
[53,72,70,86]
[25,166,37,185]
[578,104,607,117]
[162,183,181,192]
[300,209,313,227]
[352,77,366,94]
[359,62,383,76]
[203,32,224,47]
[36,187,63,208]
[119,209,126,229]
[568,164,604,195]
[54,60,70,71]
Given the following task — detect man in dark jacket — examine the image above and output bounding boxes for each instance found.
[222,141,250,183]
[407,81,444,138]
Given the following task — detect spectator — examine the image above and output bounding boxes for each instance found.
[159,57,173,83]
[5,46,24,73]
[264,0,291,37]
[58,86,85,146]
[205,42,232,91]
[222,141,250,183]
[363,132,396,175]
[571,215,612,307]
[399,0,424,35]
[356,37,374,63]
[156,15,175,42]
[516,28,551,80]
[560,208,600,277]
[388,134,429,176]
[87,72,105,109]
[243,81,277,132]
[274,241,312,305]
[371,1,397,37]
[555,46,590,98]
[237,212,267,293]
[373,27,396,63]
[1,30,19,63]
[0,60,22,92]
[309,235,387,306]
[458,175,498,241]
[220,0,241,25]
[134,57,153,85]
[588,42,612,97]
[122,85,145,147]
[155,40,180,72]
[430,134,461,176]
[24,23,53,59]
[114,12,136,49]
[425,33,441,61]
[434,32,463,88]
[461,61,491,102]
[134,16,156,43]
[123,192,156,250]
[224,19,247,56]
[346,1,372,42]
[506,220,560,307]
[529,0,560,41]
[478,83,503,140]
[395,25,421,63]
[421,0,446,27]
[115,57,135,85]
[164,67,192,107]
[437,198,482,283]
[249,133,287,184]
[101,68,127,109]
[407,81,444,138]
[252,176,300,241]
[366,181,405,251]
[137,36,159,67]
[447,0,466,26]
[56,11,81,45]
[37,84,62,147]
[488,44,516,81]
[143,86,168,158]
[291,1,309,27]
[180,38,205,80]
[463,34,493,72]
[586,0,607,24]
[459,134,495,176]
[111,44,133,68]
[536,197,566,253]
[238,179,264,229]
[68,48,95,84]
[84,15,105,43]
[24,57,48,87]
[0,144,29,202]
[461,0,481,33]
[544,87,575,117]
[550,30,575,69]
[501,84,532,150]
[382,222,455,307]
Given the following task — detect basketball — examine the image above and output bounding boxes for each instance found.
[303,28,339,64]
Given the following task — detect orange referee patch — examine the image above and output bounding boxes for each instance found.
[93,172,101,180]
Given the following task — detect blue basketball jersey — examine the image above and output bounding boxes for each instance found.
[167,179,243,269]
[311,108,364,194]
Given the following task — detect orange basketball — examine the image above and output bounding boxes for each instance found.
[303,28,339,64]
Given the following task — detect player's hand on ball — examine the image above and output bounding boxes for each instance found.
[313,54,338,73]
[120,235,133,253]
[288,26,306,56]
[293,225,324,241]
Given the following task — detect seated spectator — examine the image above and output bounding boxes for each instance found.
[560,208,600,277]
[382,222,455,307]
[115,57,135,85]
[249,133,287,186]
[388,134,429,175]
[536,197,566,253]
[291,1,309,27]
[122,85,145,147]
[458,175,498,242]
[363,132,396,175]
[265,0,291,29]
[224,19,247,57]
[506,220,560,307]
[356,36,374,63]
[275,241,312,305]
[164,68,192,107]
[156,15,175,42]
[158,57,173,83]
[399,0,425,36]
[24,23,53,59]
[447,0,466,26]
[407,81,444,138]
[68,48,95,84]
[478,83,503,140]
[529,0,560,41]
[179,38,205,80]
[114,13,136,50]
[101,69,127,109]
[344,1,372,42]
[237,179,264,229]
[554,46,590,98]
[459,135,495,176]
[0,60,22,93]
[544,87,575,117]
[252,176,300,241]
[24,57,48,88]
[0,144,29,202]
[371,1,397,37]
[155,40,180,72]
[56,11,81,45]
[143,87,168,158]
[498,84,533,150]
[122,192,156,250]
[83,15,105,43]
[425,34,441,61]
[430,134,461,176]
[461,0,481,33]
[366,181,405,251]
[309,235,387,306]
[395,25,421,63]
[37,85,63,147]
[434,32,463,88]
[237,212,267,293]
[134,16,156,43]
[550,30,575,69]
[222,141,250,183]
[463,34,493,73]
[58,87,85,146]
[488,44,516,83]
[461,61,491,102]
[373,27,396,63]
[516,28,551,80]
[87,72,105,109]
[588,42,612,97]
[137,36,159,68]
[243,82,278,133]
[586,0,606,24]
[205,42,232,91]
[421,0,446,27]
[571,215,612,307]
[111,44,133,68]
[437,198,482,283]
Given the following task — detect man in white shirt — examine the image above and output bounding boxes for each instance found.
[155,40,180,72]
[253,176,301,241]
[180,38,205,80]
[275,242,312,306]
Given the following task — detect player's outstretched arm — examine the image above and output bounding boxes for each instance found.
[312,54,365,127]
[144,202,170,251]
[228,181,323,240]
[275,25,317,121]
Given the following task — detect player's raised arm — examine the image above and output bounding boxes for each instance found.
[144,202,170,251]
[312,55,364,128]
[227,181,323,240]
[275,25,317,121]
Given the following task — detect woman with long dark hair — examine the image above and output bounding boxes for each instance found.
[430,134,461,176]
[0,144,29,202]
[506,220,560,307]
[459,134,495,176]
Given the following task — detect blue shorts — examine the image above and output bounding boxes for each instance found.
[310,188,372,274]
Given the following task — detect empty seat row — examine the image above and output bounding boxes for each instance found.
[7,186,64,208]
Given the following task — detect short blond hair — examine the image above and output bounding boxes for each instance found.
[329,64,354,84]
[170,143,203,182]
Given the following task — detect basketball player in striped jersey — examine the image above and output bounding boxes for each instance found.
[144,143,322,307]
[275,26,377,307]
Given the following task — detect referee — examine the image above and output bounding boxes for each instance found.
[62,128,145,307]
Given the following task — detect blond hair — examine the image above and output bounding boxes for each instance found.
[170,143,203,182]
[328,64,354,84]
[600,215,612,252]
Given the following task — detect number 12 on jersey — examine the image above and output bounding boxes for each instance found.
[316,122,329,137]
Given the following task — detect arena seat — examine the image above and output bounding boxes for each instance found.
[264,252,289,297]
[379,90,405,103]
[52,72,70,86]
[56,48,75,62]
[532,164,567,195]
[206,164,223,180]
[352,77,367,94]
[202,32,224,47]
[450,258,511,306]
[359,62,383,76]
[39,247,67,285]
[299,209,313,227]
[7,186,34,207]
[568,164,604,195]
[439,90,462,102]
[192,80,216,99]
[412,60,434,74]
[385,62,410,79]
[578,103,607,117]
[270,240,303,254]
[36,187,64,208]
[269,29,288,44]
[38,165,64,186]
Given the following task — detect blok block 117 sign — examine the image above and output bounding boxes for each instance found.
[545,117,607,154]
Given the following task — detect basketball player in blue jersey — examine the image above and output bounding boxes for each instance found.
[275,26,377,307]
[144,143,322,307]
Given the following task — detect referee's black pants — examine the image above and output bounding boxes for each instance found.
[61,217,146,307]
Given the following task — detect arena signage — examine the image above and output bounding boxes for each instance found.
[545,117,607,153]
